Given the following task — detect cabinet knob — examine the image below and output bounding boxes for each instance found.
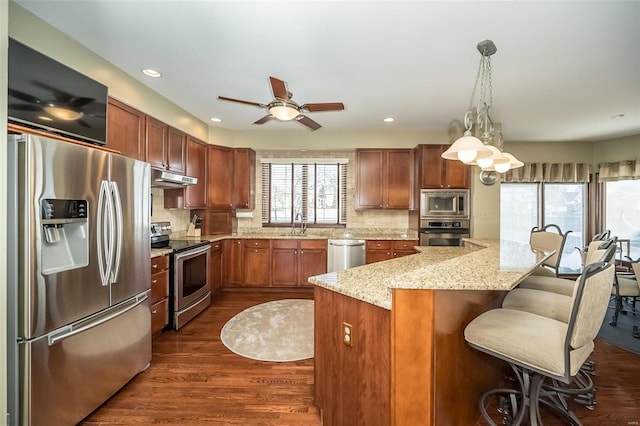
[152,279,157,284]
[151,310,157,314]
[294,250,298,255]
[152,264,158,269]
[300,250,304,254]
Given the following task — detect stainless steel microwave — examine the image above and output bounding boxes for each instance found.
[420,189,469,219]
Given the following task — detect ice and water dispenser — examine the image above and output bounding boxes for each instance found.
[41,199,89,274]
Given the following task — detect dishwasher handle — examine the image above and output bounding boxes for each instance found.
[328,239,365,247]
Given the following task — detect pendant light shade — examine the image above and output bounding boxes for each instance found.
[443,40,523,173]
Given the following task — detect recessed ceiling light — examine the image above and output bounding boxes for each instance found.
[610,113,625,119]
[141,68,162,78]
[383,117,395,123]
[210,117,223,123]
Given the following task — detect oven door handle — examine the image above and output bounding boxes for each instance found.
[174,243,211,261]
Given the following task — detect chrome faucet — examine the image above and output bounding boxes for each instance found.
[293,212,307,235]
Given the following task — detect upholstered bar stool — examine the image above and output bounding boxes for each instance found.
[526,224,572,278]
[465,262,614,426]
[518,239,616,297]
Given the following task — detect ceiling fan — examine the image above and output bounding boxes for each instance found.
[218,76,345,131]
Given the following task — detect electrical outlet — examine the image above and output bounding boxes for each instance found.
[342,322,354,347]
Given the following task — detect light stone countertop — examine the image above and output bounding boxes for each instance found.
[308,239,552,310]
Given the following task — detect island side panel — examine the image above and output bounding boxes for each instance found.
[314,286,390,426]
[391,289,436,426]
[433,289,508,426]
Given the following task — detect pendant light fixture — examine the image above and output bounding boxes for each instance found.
[442,40,523,173]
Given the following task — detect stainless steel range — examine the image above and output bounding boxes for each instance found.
[151,222,211,330]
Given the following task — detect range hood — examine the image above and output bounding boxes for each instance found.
[150,168,198,188]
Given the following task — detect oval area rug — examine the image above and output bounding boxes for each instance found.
[221,299,314,362]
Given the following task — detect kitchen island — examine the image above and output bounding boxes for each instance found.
[309,239,551,426]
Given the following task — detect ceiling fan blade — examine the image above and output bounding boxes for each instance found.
[218,96,266,108]
[301,102,345,112]
[296,115,322,131]
[269,77,289,100]
[254,115,274,125]
[68,97,96,108]
[8,103,42,112]
[32,81,74,102]
[9,88,41,104]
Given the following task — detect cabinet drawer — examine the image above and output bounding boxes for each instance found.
[150,299,169,335]
[393,240,418,251]
[300,239,327,250]
[150,255,169,274]
[272,239,298,249]
[366,240,392,250]
[244,239,270,249]
[210,240,222,251]
[150,269,169,305]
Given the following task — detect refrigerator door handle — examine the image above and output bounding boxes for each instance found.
[97,180,110,286]
[48,293,149,346]
[110,181,124,283]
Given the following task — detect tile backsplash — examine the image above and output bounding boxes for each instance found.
[151,188,190,232]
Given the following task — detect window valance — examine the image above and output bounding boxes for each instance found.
[597,160,640,182]
[502,162,592,183]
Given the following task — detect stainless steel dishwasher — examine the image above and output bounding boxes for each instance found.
[327,239,366,273]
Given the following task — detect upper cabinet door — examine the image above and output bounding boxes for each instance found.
[184,136,208,208]
[167,127,186,174]
[207,145,234,208]
[232,148,256,210]
[106,97,145,161]
[146,116,168,169]
[356,149,384,209]
[384,149,413,208]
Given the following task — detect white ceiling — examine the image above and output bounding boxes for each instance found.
[14,0,640,142]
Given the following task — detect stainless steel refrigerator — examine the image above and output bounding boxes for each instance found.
[7,134,152,426]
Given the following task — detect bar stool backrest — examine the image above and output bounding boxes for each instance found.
[529,224,572,274]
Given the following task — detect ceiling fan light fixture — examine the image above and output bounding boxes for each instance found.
[268,101,299,121]
[43,105,84,121]
[441,130,492,163]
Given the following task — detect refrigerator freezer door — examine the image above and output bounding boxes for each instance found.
[12,135,111,339]
[20,293,151,426]
[108,153,151,305]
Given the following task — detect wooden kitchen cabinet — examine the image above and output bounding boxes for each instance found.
[224,239,244,286]
[232,148,256,210]
[207,145,234,208]
[271,239,327,287]
[106,97,145,161]
[167,126,186,174]
[150,255,170,335]
[209,241,223,294]
[356,149,414,209]
[146,116,168,169]
[183,136,207,208]
[365,239,419,264]
[243,239,271,286]
[417,144,470,189]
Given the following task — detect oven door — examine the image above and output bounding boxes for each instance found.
[173,244,211,312]
[420,229,470,247]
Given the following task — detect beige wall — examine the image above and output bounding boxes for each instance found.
[1,0,8,421]
[8,2,209,141]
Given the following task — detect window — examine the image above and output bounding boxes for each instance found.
[261,160,347,226]
[500,183,587,272]
[605,180,640,259]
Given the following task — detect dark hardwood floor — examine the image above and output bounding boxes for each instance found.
[81,290,640,425]
[80,290,320,426]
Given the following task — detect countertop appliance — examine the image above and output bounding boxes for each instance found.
[420,189,469,219]
[420,219,471,247]
[8,38,108,145]
[7,134,151,426]
[150,222,211,330]
[327,239,366,273]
